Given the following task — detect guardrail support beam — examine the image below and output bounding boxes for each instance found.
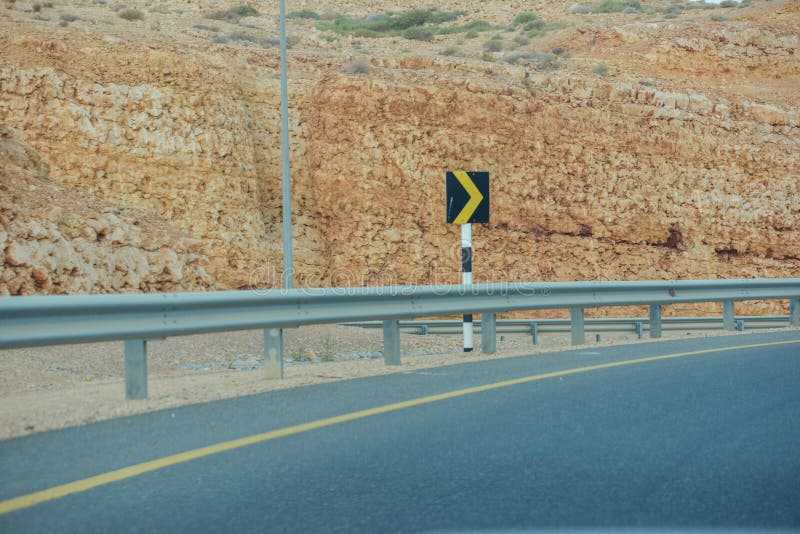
[570,308,585,346]
[791,298,800,327]
[124,339,147,400]
[383,320,401,366]
[723,301,735,331]
[530,322,539,345]
[649,304,662,339]
[263,328,284,379]
[481,313,496,354]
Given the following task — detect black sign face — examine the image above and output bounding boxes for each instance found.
[446,171,490,224]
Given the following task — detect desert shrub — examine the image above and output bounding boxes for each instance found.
[503,51,532,65]
[59,12,78,21]
[594,0,640,14]
[481,51,495,62]
[513,35,530,46]
[192,24,219,31]
[343,59,372,74]
[441,46,461,56]
[710,13,727,21]
[719,0,738,7]
[403,27,434,41]
[259,36,280,47]
[551,47,566,55]
[523,19,545,31]
[513,12,537,25]
[207,5,258,23]
[570,4,593,14]
[429,10,465,24]
[622,6,639,14]
[504,51,559,70]
[118,8,144,20]
[483,39,503,52]
[288,9,319,19]
[662,5,684,15]
[230,5,257,17]
[535,53,559,70]
[32,3,41,10]
[465,30,478,38]
[591,63,609,76]
[437,20,501,35]
[211,34,228,44]
[544,21,568,31]
[227,31,256,42]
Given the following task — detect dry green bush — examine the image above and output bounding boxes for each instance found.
[118,8,144,20]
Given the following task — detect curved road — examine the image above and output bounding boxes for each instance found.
[1,331,799,532]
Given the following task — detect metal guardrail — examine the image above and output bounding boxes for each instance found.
[342,315,793,338]
[1,279,798,399]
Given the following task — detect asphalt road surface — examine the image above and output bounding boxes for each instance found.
[1,331,799,532]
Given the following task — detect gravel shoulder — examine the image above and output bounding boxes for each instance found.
[1,325,795,441]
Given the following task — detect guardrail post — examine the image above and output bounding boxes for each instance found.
[529,322,539,345]
[735,319,745,332]
[649,304,662,339]
[723,301,735,331]
[420,324,429,336]
[383,320,401,366]
[481,313,496,354]
[635,321,644,339]
[263,328,284,379]
[570,308,585,345]
[124,339,147,400]
[791,298,800,327]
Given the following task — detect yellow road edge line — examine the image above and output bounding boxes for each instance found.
[1,339,798,516]
[452,171,484,224]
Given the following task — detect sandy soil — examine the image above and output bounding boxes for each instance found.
[2,324,794,441]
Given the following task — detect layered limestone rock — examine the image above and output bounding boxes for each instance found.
[0,2,798,316]
[0,125,214,295]
[306,73,799,315]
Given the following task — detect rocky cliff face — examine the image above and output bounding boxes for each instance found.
[0,125,213,294]
[0,1,797,315]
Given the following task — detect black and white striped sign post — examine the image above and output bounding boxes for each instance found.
[461,223,474,351]
[446,171,490,353]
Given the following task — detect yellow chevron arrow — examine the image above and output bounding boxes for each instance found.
[452,171,484,224]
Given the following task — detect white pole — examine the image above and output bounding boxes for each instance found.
[462,223,473,352]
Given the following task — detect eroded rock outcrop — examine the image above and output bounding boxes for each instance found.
[0,125,214,295]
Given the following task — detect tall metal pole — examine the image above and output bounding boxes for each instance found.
[279,0,293,289]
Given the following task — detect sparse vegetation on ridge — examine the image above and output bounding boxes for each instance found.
[317,9,502,39]
[594,0,641,13]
